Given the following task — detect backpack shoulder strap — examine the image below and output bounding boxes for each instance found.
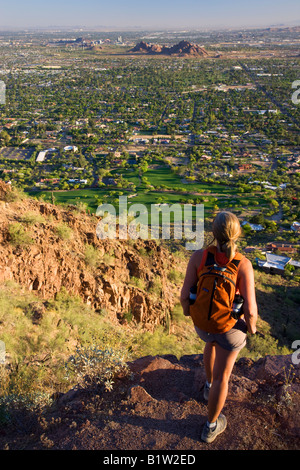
[229,252,244,269]
[197,246,244,275]
[205,246,217,266]
[225,252,245,282]
[196,246,216,275]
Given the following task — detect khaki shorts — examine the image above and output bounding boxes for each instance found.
[195,318,247,352]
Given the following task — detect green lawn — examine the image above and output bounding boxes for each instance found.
[26,161,266,223]
[110,167,141,186]
[144,165,184,189]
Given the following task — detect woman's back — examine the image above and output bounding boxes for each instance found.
[180,211,257,335]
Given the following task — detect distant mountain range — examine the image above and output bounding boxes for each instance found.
[129,40,208,57]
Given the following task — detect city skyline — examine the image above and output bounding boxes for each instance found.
[0,0,299,30]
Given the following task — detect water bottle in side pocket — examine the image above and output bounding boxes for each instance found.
[231,294,244,319]
[189,285,197,305]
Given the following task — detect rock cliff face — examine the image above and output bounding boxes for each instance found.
[130,40,209,57]
[0,181,179,330]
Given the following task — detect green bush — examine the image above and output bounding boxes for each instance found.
[133,325,204,359]
[84,244,101,268]
[19,211,46,225]
[167,269,184,284]
[0,283,133,401]
[149,276,162,297]
[65,345,129,391]
[55,223,73,240]
[138,247,147,257]
[123,309,133,323]
[130,276,146,290]
[8,223,34,246]
[3,185,28,203]
[170,303,185,323]
[246,333,290,360]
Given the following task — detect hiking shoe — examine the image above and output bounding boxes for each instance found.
[203,382,211,401]
[201,414,227,443]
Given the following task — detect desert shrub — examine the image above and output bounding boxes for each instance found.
[148,276,162,297]
[170,303,185,323]
[0,362,53,428]
[55,223,73,240]
[138,247,147,257]
[65,345,129,391]
[133,325,204,359]
[167,268,184,284]
[246,333,290,360]
[123,309,133,323]
[84,244,101,268]
[73,200,87,213]
[19,211,46,225]
[130,276,146,290]
[3,185,28,203]
[102,253,115,266]
[0,357,55,421]
[0,389,53,413]
[0,283,133,401]
[8,222,34,246]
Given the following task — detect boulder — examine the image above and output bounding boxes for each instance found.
[256,354,299,382]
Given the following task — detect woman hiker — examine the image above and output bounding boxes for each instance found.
[180,211,257,443]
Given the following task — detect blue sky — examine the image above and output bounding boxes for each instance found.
[0,0,299,29]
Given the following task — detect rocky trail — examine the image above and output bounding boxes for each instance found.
[1,353,299,452]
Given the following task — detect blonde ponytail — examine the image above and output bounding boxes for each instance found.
[220,239,237,262]
[212,211,241,261]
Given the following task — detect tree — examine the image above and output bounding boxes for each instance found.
[270,199,279,211]
[0,130,11,147]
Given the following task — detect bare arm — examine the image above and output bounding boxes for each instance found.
[180,250,204,316]
[237,257,258,334]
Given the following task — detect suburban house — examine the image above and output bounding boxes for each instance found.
[36,151,47,162]
[257,252,291,274]
[291,221,300,232]
[266,243,296,255]
[68,178,88,185]
[241,221,264,231]
[238,164,252,171]
[64,146,78,152]
[290,259,300,268]
[36,148,57,162]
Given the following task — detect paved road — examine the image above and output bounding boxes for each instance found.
[238,61,300,130]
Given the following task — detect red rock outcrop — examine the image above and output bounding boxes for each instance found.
[130,40,208,57]
[0,181,179,330]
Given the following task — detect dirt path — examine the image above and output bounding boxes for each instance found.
[1,354,299,453]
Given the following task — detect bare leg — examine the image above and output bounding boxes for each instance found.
[203,342,216,384]
[207,344,239,423]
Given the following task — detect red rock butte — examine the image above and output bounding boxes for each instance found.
[130,40,209,57]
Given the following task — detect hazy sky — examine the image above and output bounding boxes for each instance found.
[0,0,299,30]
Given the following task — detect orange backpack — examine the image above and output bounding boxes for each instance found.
[189,246,244,334]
